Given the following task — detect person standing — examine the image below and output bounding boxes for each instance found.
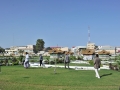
[64,53,70,69]
[94,54,101,78]
[39,54,43,67]
[24,52,29,69]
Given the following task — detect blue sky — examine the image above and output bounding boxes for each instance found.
[0,0,120,48]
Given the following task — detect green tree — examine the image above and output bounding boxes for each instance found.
[45,47,52,52]
[18,55,24,62]
[33,45,37,54]
[0,46,5,53]
[36,39,45,53]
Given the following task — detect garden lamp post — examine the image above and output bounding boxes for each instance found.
[54,53,57,74]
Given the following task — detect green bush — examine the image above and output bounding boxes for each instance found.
[70,56,76,60]
[89,60,94,65]
[43,56,50,59]
[49,60,55,64]
[77,56,83,60]
[56,58,64,63]
[18,55,24,62]
[44,60,49,64]
[30,60,36,62]
[12,60,19,65]
[58,59,64,63]
[116,60,120,68]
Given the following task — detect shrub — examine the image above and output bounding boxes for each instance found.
[12,60,19,65]
[58,59,64,63]
[116,60,120,69]
[77,56,83,60]
[49,60,55,64]
[4,59,8,66]
[18,55,24,62]
[30,60,36,62]
[44,60,49,64]
[89,60,94,65]
[70,56,76,60]
[43,56,48,59]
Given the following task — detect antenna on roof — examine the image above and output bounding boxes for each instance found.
[88,26,91,43]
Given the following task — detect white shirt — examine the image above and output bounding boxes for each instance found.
[25,54,29,61]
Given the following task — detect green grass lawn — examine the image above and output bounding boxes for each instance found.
[0,65,120,90]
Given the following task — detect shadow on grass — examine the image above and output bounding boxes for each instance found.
[28,67,42,69]
[52,73,60,75]
[100,73,112,78]
[23,77,30,78]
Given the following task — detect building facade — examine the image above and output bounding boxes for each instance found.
[87,43,95,49]
[98,45,115,55]
[5,45,35,56]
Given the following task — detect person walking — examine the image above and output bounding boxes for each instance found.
[24,52,29,69]
[64,53,70,69]
[94,54,101,78]
[39,54,43,67]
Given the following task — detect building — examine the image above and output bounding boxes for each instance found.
[97,50,110,60]
[98,45,115,55]
[50,47,69,52]
[81,49,95,60]
[87,43,96,49]
[48,48,65,60]
[48,48,73,60]
[61,47,69,52]
[71,46,86,56]
[5,45,35,56]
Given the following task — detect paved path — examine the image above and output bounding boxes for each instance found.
[29,62,110,70]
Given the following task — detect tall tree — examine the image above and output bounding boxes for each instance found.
[36,39,45,53]
[0,46,5,53]
[45,47,52,52]
[33,45,37,54]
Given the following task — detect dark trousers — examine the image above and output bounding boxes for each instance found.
[40,60,43,66]
[65,62,69,69]
[24,61,29,68]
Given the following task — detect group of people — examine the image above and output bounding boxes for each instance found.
[23,52,43,69]
[64,53,101,79]
[23,52,101,79]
